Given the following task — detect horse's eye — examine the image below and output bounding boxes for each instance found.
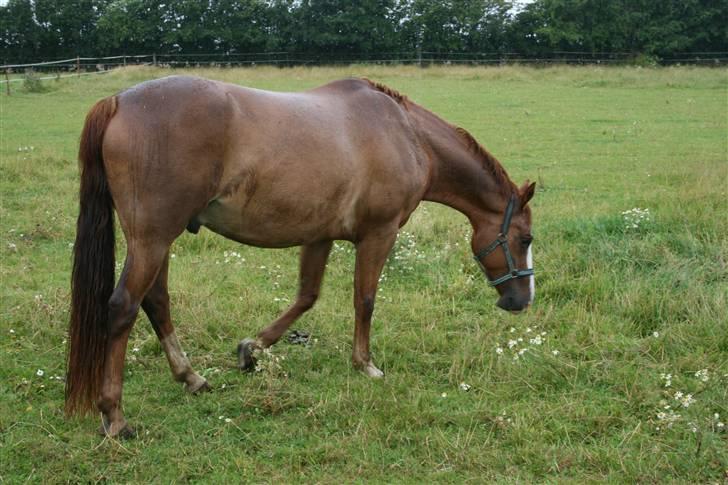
[521,236,533,247]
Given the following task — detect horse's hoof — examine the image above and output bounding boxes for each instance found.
[237,338,259,371]
[98,420,136,439]
[185,374,210,394]
[357,362,385,378]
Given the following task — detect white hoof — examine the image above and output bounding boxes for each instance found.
[360,362,384,378]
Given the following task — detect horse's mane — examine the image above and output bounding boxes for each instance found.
[362,78,409,104]
[453,127,516,196]
[363,78,516,197]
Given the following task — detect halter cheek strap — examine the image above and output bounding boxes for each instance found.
[473,194,534,287]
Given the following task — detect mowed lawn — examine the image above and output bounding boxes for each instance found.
[1,65,726,482]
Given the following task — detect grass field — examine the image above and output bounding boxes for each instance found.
[1,65,726,483]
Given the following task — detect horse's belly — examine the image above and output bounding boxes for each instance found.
[197,192,353,248]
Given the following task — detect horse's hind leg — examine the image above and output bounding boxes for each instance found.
[238,240,333,370]
[141,252,209,393]
[98,242,169,438]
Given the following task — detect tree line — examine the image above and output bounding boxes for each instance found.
[1,0,726,65]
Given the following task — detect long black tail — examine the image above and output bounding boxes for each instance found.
[65,96,118,416]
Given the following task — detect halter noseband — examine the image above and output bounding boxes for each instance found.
[473,194,534,287]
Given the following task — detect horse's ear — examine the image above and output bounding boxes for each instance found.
[520,180,536,206]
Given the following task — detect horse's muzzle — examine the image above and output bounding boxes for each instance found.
[496,294,531,313]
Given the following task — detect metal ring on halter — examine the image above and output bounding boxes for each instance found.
[473,194,534,287]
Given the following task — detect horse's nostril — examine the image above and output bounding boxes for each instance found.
[496,295,514,311]
[497,294,530,313]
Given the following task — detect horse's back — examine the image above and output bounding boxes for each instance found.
[213,78,427,244]
[102,75,428,246]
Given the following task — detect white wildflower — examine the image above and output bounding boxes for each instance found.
[622,207,651,230]
[652,331,659,338]
[495,347,503,355]
[551,350,560,356]
[660,373,672,387]
[36,369,44,377]
[694,369,709,382]
[673,391,695,408]
[507,339,517,349]
[459,382,471,392]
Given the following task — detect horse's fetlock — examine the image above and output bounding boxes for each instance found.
[97,395,119,414]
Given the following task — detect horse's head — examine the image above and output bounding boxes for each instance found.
[471,181,536,313]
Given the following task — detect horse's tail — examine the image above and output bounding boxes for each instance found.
[65,96,118,416]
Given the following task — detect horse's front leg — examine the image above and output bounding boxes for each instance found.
[238,240,333,370]
[352,230,398,378]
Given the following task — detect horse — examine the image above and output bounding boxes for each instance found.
[66,75,536,437]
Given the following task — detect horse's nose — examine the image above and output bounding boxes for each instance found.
[496,294,529,313]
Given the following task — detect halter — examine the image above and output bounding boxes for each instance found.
[473,194,534,287]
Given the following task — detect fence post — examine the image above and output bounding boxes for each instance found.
[153,53,157,66]
[123,55,127,67]
[5,69,9,96]
[76,56,80,77]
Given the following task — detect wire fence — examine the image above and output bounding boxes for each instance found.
[3,51,727,89]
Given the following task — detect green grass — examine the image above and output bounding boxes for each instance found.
[1,65,727,482]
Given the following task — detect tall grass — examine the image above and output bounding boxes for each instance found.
[1,65,726,482]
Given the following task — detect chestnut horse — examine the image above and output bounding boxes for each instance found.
[66,76,536,437]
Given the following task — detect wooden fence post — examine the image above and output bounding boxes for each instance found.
[153,53,157,66]
[76,56,80,77]
[5,69,10,96]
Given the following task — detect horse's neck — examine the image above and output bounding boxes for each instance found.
[410,104,510,220]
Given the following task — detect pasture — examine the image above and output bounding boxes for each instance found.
[1,65,726,482]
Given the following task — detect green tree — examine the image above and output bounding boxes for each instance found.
[396,0,513,55]
[0,0,42,63]
[33,0,108,58]
[96,0,166,55]
[207,0,279,53]
[507,0,728,59]
[292,0,399,57]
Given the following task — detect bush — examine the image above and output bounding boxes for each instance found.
[23,70,46,93]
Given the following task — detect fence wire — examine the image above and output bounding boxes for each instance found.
[2,51,727,84]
